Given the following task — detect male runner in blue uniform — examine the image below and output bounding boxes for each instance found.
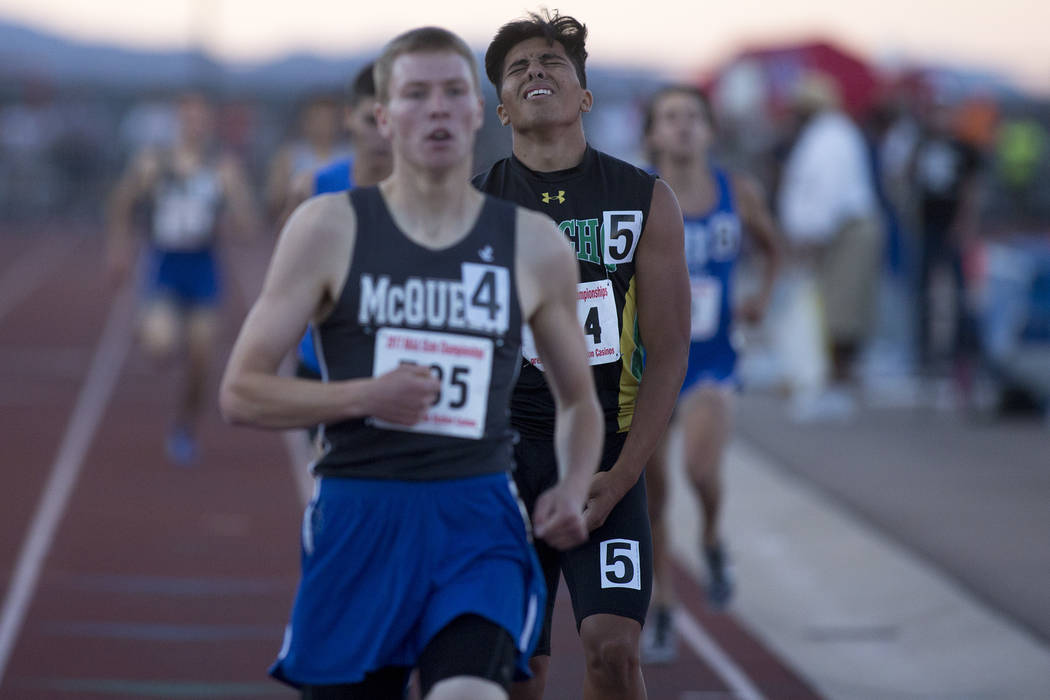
[220,27,603,700]
[639,86,781,663]
[107,92,259,465]
[474,11,691,700]
[292,62,393,387]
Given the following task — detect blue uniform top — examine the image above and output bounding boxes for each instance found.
[314,159,353,197]
[681,166,742,389]
[296,158,354,376]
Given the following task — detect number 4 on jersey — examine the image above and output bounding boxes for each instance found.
[583,305,602,344]
[461,263,510,334]
[471,270,501,321]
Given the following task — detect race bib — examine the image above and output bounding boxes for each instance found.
[690,276,722,341]
[599,539,641,590]
[152,191,217,249]
[522,279,621,371]
[370,328,492,440]
[602,210,643,265]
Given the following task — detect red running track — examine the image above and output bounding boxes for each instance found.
[0,228,822,699]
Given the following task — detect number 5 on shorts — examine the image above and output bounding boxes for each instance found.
[600,539,640,590]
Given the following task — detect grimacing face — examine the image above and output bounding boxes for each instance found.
[496,37,592,130]
[377,50,484,171]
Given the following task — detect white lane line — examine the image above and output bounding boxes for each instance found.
[0,285,134,682]
[0,239,71,324]
[675,609,767,700]
[662,427,768,699]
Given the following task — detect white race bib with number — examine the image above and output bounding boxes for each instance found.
[599,539,641,590]
[370,328,492,440]
[690,276,722,341]
[522,279,620,371]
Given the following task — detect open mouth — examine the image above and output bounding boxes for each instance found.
[427,129,452,141]
[525,88,553,100]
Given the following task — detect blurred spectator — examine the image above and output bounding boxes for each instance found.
[263,93,351,229]
[0,88,62,222]
[775,72,883,421]
[118,95,179,153]
[993,117,1048,227]
[910,95,984,401]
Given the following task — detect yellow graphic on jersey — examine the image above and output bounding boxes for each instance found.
[617,275,644,433]
[541,190,566,204]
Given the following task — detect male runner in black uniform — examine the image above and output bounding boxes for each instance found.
[473,11,691,700]
[221,27,603,700]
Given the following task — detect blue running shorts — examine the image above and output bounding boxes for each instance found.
[270,472,545,687]
[144,247,221,308]
[681,338,737,393]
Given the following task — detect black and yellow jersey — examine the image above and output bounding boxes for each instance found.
[473,146,657,438]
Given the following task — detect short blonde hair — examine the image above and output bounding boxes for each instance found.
[374,26,480,102]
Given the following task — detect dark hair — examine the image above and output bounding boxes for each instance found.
[484,9,588,95]
[643,85,716,136]
[347,62,377,107]
[374,26,479,102]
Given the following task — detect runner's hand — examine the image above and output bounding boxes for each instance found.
[533,484,587,550]
[582,470,624,532]
[368,364,440,425]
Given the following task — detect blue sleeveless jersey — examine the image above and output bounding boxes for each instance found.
[297,159,355,374]
[681,167,742,390]
[314,158,353,196]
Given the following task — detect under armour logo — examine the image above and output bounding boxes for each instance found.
[541,190,566,204]
[478,245,495,262]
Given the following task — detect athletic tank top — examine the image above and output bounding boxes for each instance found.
[312,186,523,480]
[683,167,741,348]
[474,146,657,437]
[149,153,225,252]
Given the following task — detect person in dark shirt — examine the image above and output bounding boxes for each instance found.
[221,26,603,700]
[473,11,691,700]
[912,97,982,382]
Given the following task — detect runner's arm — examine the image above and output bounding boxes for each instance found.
[598,179,690,518]
[517,209,603,547]
[105,149,158,282]
[218,154,264,242]
[219,195,439,429]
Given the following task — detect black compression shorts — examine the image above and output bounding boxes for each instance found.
[512,429,653,656]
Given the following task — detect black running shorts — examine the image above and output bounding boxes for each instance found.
[512,429,653,656]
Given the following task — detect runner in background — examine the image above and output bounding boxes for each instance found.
[107,91,260,465]
[287,62,393,437]
[639,85,781,663]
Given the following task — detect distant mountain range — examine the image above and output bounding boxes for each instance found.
[0,18,662,99]
[0,17,1030,107]
[0,19,380,95]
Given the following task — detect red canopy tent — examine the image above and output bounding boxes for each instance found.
[703,38,884,121]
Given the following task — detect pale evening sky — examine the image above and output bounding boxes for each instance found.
[2,0,1048,92]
